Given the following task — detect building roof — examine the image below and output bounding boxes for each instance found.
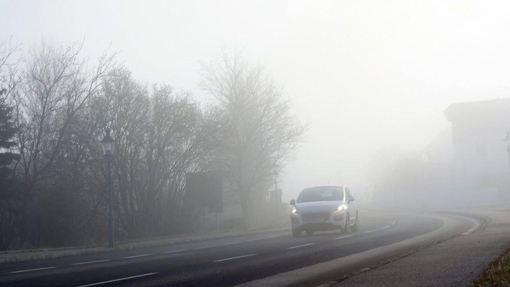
[444,98,510,123]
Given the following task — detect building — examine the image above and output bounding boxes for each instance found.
[443,98,510,205]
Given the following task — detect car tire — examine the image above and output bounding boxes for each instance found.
[341,214,350,234]
[305,230,314,236]
[292,228,302,237]
[351,212,359,232]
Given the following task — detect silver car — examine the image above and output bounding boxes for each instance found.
[289,186,358,237]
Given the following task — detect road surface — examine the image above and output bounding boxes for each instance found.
[0,210,481,287]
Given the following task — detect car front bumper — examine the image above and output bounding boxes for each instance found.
[290,211,346,231]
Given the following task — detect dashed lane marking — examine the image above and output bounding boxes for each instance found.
[383,225,391,229]
[164,249,187,254]
[363,229,377,234]
[334,235,353,240]
[73,259,111,266]
[213,254,256,263]
[76,272,158,287]
[122,254,151,259]
[287,243,315,249]
[9,267,57,274]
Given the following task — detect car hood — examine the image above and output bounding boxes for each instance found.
[295,201,342,213]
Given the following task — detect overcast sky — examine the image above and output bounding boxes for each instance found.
[3,0,510,201]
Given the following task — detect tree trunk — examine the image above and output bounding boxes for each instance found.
[18,196,30,248]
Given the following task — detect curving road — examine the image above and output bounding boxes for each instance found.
[0,210,483,287]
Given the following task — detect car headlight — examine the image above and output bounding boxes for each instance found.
[335,205,346,212]
[291,208,298,215]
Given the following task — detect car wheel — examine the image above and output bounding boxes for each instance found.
[351,212,359,232]
[292,228,302,237]
[306,230,314,236]
[341,214,350,234]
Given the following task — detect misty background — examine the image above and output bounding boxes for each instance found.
[2,1,510,249]
[4,1,510,201]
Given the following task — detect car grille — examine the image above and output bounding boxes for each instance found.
[302,212,330,222]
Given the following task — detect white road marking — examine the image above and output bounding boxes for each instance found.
[391,220,396,225]
[72,259,111,266]
[334,235,353,240]
[287,243,315,249]
[364,229,377,234]
[223,241,240,246]
[383,225,391,229]
[123,254,151,259]
[9,266,57,274]
[213,254,256,262]
[462,217,480,235]
[164,249,187,254]
[76,272,158,287]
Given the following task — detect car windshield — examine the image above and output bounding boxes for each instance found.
[297,188,343,203]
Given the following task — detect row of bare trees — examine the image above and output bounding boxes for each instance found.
[0,41,304,249]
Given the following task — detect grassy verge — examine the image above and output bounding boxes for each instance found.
[473,248,510,286]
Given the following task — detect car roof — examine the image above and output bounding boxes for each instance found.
[302,185,344,190]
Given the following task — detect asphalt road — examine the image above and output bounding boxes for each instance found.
[0,210,477,287]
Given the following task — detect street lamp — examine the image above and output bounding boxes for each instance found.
[274,166,278,195]
[273,163,279,217]
[101,129,115,248]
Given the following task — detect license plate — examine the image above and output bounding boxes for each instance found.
[307,217,324,223]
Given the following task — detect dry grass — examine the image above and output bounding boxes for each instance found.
[473,248,510,287]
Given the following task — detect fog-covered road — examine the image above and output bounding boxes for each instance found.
[0,210,482,287]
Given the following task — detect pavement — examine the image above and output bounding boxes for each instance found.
[0,223,289,264]
[319,209,510,287]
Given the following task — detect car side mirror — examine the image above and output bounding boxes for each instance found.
[290,199,296,206]
[349,196,355,203]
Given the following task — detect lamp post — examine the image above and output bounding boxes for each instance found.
[101,129,115,248]
[273,163,279,217]
[505,131,510,169]
[274,169,278,196]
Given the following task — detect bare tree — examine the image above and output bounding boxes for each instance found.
[11,41,114,246]
[100,67,221,239]
[0,39,22,249]
[0,40,237,248]
[201,52,305,227]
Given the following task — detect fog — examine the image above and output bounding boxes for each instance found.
[3,0,510,206]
